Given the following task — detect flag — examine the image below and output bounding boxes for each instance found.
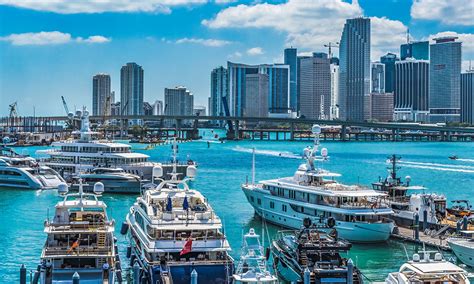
[166,195,172,212]
[183,196,189,210]
[180,237,192,256]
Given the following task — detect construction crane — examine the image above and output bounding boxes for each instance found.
[324,42,339,59]
[61,96,70,115]
[8,102,18,132]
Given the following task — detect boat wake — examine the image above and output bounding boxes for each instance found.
[399,161,474,174]
[232,146,301,159]
[399,160,474,170]
[456,158,474,163]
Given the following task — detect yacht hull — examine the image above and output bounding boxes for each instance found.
[448,238,474,267]
[72,180,141,194]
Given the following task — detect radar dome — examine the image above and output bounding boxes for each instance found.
[75,110,83,117]
[153,165,163,178]
[405,176,411,183]
[311,124,321,135]
[67,112,74,119]
[434,253,442,261]
[58,183,69,195]
[412,254,420,262]
[321,148,328,158]
[249,228,255,235]
[2,136,10,144]
[186,165,197,178]
[93,182,104,195]
[83,110,90,117]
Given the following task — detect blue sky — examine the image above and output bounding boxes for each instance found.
[0,0,473,116]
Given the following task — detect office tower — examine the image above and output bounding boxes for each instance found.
[284,47,298,112]
[110,91,115,103]
[210,66,228,117]
[92,73,111,116]
[371,62,385,93]
[401,41,429,60]
[120,62,144,116]
[429,37,462,122]
[338,17,371,121]
[299,53,331,120]
[380,53,398,93]
[164,86,194,116]
[330,63,340,120]
[461,71,474,124]
[364,93,394,122]
[394,59,430,122]
[193,106,206,116]
[297,55,311,115]
[143,102,153,116]
[244,73,269,117]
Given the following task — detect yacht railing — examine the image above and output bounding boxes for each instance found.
[151,210,215,223]
[43,246,113,257]
[45,220,114,231]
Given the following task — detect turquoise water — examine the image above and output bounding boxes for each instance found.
[1,138,474,282]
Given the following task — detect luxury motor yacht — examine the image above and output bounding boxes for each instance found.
[124,164,234,284]
[71,168,142,194]
[232,228,277,284]
[33,181,119,284]
[242,125,394,243]
[385,250,469,283]
[448,230,474,267]
[0,146,65,190]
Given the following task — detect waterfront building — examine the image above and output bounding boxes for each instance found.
[299,52,331,119]
[338,17,371,121]
[371,62,385,93]
[193,106,206,116]
[244,73,269,117]
[152,100,164,115]
[143,102,153,116]
[364,93,394,122]
[164,86,194,116]
[394,59,430,122]
[330,63,340,120]
[297,55,311,115]
[120,63,144,118]
[461,71,474,124]
[284,47,298,112]
[92,73,111,116]
[380,53,399,94]
[401,41,429,60]
[210,66,228,117]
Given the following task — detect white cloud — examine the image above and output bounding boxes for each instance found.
[370,17,407,60]
[0,0,207,14]
[175,37,232,47]
[411,0,473,26]
[0,31,111,46]
[228,51,242,59]
[247,47,264,55]
[426,31,474,58]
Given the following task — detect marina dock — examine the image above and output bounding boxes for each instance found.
[391,226,452,251]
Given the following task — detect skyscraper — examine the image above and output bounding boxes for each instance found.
[284,47,298,112]
[120,62,144,116]
[299,53,331,119]
[210,66,228,117]
[92,73,111,116]
[394,59,429,122]
[461,71,474,124]
[330,63,339,120]
[364,93,394,122]
[429,37,462,122]
[164,86,194,116]
[401,41,429,60]
[244,73,268,117]
[338,17,371,121]
[371,62,385,93]
[380,53,398,93]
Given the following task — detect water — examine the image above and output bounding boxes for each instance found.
[1,139,474,282]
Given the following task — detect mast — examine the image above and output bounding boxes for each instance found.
[252,148,256,185]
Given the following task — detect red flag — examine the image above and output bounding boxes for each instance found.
[180,238,192,256]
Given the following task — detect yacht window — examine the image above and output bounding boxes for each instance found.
[282,205,287,212]
[270,201,274,209]
[250,196,254,202]
[257,198,261,205]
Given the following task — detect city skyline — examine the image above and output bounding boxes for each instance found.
[0,0,473,116]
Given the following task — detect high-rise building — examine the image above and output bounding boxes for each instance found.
[244,73,268,117]
[394,59,429,122]
[371,62,385,93]
[380,53,398,93]
[120,62,144,116]
[461,71,474,124]
[364,93,394,122]
[210,66,228,117]
[152,100,163,115]
[284,47,298,112]
[330,63,340,120]
[193,106,206,116]
[299,53,331,119]
[143,102,153,116]
[429,37,462,122]
[110,91,115,103]
[92,73,111,116]
[401,41,429,60]
[164,86,194,116]
[297,55,311,115]
[338,17,371,121]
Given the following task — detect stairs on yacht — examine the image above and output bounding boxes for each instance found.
[299,251,308,266]
[97,232,106,248]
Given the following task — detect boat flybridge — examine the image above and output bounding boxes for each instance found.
[34,180,119,284]
[242,125,395,243]
[385,249,470,284]
[0,145,65,190]
[124,163,234,284]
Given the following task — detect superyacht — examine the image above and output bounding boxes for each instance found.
[242,125,394,242]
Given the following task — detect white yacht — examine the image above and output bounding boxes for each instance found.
[0,146,65,190]
[448,231,474,267]
[124,164,234,284]
[386,250,470,283]
[233,228,277,284]
[242,125,395,243]
[33,181,119,284]
[72,168,141,194]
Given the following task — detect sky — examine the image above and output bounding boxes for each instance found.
[0,0,473,116]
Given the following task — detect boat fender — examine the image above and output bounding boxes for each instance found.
[130,254,136,266]
[32,265,41,284]
[116,260,122,271]
[120,222,129,235]
[114,236,118,243]
[265,247,271,260]
[126,246,132,258]
[327,217,336,228]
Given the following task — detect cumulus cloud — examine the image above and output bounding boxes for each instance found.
[246,47,264,55]
[0,31,111,45]
[175,37,232,47]
[426,31,474,58]
[411,0,473,26]
[0,0,207,14]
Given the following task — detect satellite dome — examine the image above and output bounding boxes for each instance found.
[58,183,69,195]
[321,148,328,158]
[93,182,104,195]
[405,176,411,182]
[75,110,83,117]
[153,165,163,178]
[249,228,255,235]
[412,254,420,262]
[434,253,442,261]
[2,136,10,144]
[187,165,197,178]
[311,124,321,135]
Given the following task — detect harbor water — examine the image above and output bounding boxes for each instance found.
[1,136,474,282]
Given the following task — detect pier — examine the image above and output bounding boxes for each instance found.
[391,226,451,251]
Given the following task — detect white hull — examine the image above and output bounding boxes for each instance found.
[448,238,474,267]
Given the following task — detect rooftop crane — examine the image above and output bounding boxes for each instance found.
[8,102,18,132]
[61,96,70,115]
[324,42,339,59]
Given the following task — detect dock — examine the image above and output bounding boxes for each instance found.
[391,226,452,251]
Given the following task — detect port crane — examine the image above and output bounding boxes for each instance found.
[8,102,18,132]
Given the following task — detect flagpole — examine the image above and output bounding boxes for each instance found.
[252,148,256,185]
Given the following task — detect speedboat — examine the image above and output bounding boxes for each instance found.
[447,200,473,218]
[242,125,394,243]
[71,168,142,194]
[386,250,469,283]
[232,228,277,284]
[32,181,120,284]
[448,230,474,267]
[449,155,459,160]
[272,218,363,283]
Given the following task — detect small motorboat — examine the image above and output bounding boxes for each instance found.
[447,200,473,218]
[449,155,459,160]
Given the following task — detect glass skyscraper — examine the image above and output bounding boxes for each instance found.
[400,41,429,60]
[210,66,228,117]
[371,62,385,93]
[284,47,298,112]
[380,53,398,93]
[461,71,474,124]
[120,62,144,116]
[92,73,111,116]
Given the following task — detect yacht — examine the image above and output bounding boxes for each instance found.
[272,218,363,283]
[0,146,65,189]
[448,230,474,267]
[71,168,141,194]
[386,250,469,283]
[33,181,119,284]
[242,125,395,243]
[233,228,277,284]
[124,164,234,284]
[371,155,447,228]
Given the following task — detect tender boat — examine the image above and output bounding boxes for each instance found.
[272,218,363,283]
[385,250,469,283]
[233,228,277,284]
[33,181,120,284]
[242,125,394,243]
[124,163,234,284]
[448,230,474,267]
[447,200,473,218]
[71,168,142,194]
